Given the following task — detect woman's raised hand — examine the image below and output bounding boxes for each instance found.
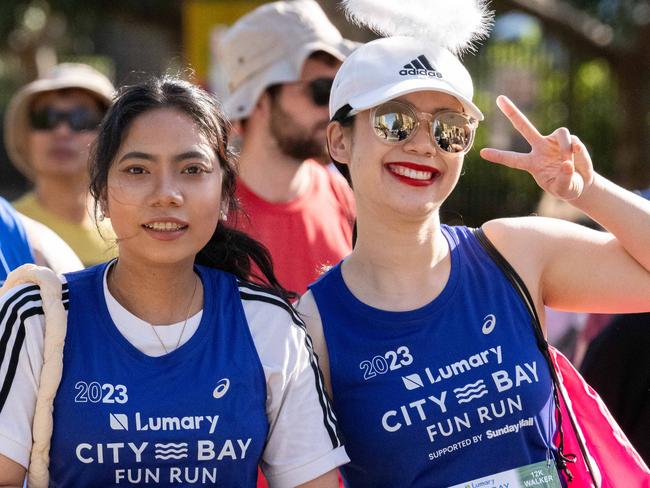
[480,95,594,201]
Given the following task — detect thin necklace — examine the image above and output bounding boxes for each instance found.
[150,274,198,354]
[110,264,199,354]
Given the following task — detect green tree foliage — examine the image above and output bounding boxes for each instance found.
[1,0,647,215]
[442,0,649,224]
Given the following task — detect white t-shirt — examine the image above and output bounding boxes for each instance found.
[0,266,347,487]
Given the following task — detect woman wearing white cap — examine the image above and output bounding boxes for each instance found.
[298,1,650,487]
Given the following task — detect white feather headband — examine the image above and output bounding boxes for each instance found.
[342,0,494,55]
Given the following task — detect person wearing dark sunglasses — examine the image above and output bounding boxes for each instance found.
[263,74,337,163]
[296,4,650,487]
[4,63,117,267]
[215,0,358,298]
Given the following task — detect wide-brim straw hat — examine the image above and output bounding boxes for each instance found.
[4,63,115,179]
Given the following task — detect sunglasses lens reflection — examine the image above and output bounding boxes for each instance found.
[432,112,474,153]
[372,102,418,142]
[372,102,476,153]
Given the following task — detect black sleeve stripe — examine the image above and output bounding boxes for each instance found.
[0,323,24,414]
[238,290,303,328]
[0,305,48,413]
[0,284,70,413]
[237,279,285,296]
[238,285,304,326]
[0,295,69,366]
[0,288,45,368]
[239,290,343,449]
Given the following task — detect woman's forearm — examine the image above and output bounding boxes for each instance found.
[571,173,650,272]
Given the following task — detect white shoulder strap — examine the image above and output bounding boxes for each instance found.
[1,264,68,488]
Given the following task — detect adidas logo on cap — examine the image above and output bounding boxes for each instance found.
[399,55,442,79]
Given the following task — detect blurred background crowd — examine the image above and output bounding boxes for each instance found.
[1,0,649,217]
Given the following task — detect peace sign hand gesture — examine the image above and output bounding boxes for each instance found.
[480,96,595,201]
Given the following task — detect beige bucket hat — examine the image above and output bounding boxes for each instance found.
[217,0,357,121]
[4,63,115,179]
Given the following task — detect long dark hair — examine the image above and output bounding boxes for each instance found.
[89,76,293,299]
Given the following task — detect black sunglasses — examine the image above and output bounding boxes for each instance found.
[305,77,334,107]
[29,107,103,132]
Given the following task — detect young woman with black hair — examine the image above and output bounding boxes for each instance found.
[0,77,347,488]
[297,2,650,486]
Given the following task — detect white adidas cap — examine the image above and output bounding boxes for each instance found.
[330,36,483,122]
[217,0,357,120]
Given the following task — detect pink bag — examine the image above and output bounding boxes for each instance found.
[550,346,650,487]
[474,228,650,487]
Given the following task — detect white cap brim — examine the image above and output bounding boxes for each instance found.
[348,77,483,122]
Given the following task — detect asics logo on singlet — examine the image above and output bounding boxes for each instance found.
[399,55,443,78]
[212,378,230,399]
[482,314,496,334]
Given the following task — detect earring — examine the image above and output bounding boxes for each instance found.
[98,212,105,222]
[219,210,228,221]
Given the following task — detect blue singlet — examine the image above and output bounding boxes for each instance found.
[49,263,268,487]
[310,225,559,488]
[0,197,33,284]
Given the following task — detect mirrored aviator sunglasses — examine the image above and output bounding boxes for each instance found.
[371,100,478,154]
[29,107,103,132]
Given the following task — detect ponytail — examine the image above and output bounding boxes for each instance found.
[195,222,296,301]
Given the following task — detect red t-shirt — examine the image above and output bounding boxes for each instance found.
[232,160,355,295]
